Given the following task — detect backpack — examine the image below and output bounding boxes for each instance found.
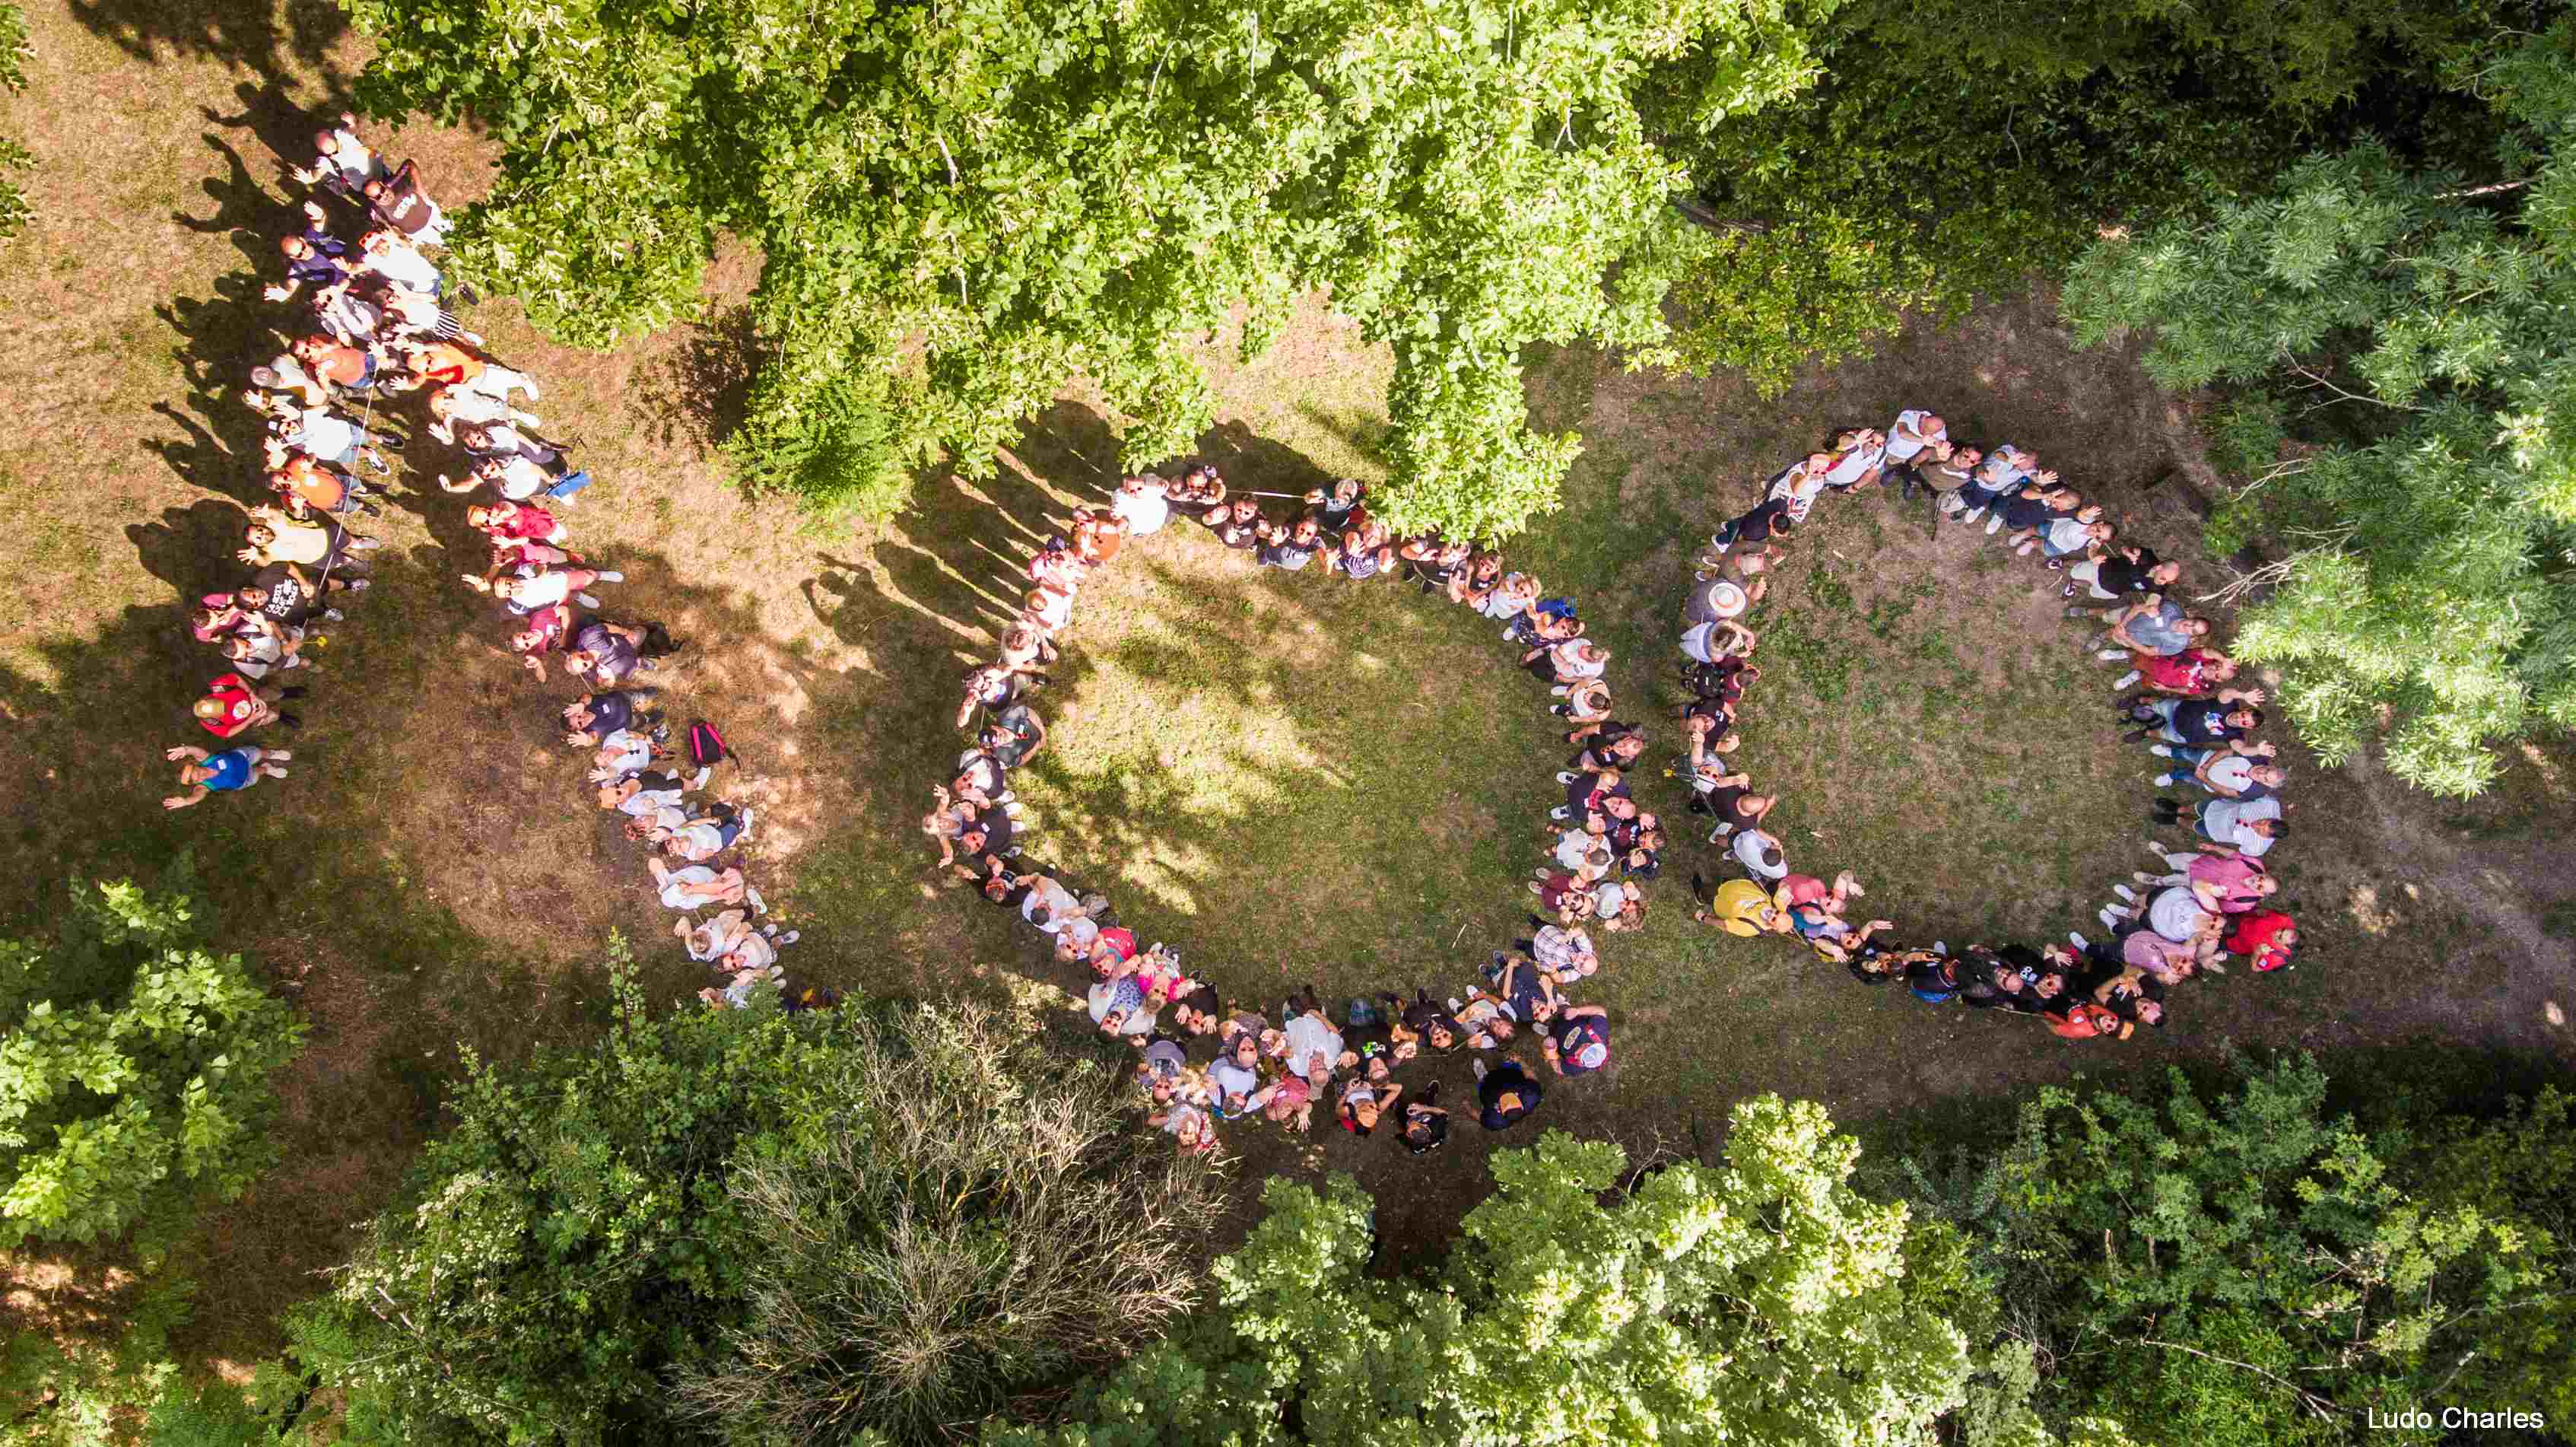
[1536,597,1578,621]
[688,719,735,771]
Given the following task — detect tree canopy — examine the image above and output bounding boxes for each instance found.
[1902,1053,2575,1446]
[0,865,303,1251]
[996,1099,1975,1447]
[1660,0,2515,393]
[291,946,1218,1447]
[345,0,1823,539]
[2062,14,2576,793]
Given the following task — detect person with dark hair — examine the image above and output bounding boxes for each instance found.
[2152,797,2288,858]
[1332,523,1397,581]
[1398,534,1472,593]
[564,619,683,687]
[1253,514,1324,571]
[1170,981,1224,1037]
[1396,1084,1450,1153]
[1474,1056,1543,1130]
[2123,691,2266,747]
[1705,494,1794,555]
[980,702,1047,767]
[562,689,661,746]
[1202,495,1265,552]
[1396,988,1465,1054]
[1205,1029,1264,1117]
[1336,1077,1402,1136]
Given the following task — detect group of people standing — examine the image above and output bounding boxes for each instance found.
[163,113,805,1006]
[1682,411,2301,1040]
[931,468,1640,1156]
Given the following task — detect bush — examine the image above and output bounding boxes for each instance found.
[0,865,304,1251]
[297,943,1217,1446]
[669,1006,1216,1445]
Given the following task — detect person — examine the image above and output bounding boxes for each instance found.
[1706,494,1793,554]
[1731,827,1789,883]
[2124,693,2266,748]
[161,743,288,809]
[491,563,619,614]
[2115,644,2238,698]
[2223,909,2297,972]
[610,771,693,830]
[1336,1077,1402,1136]
[1447,550,1504,608]
[1691,872,1787,935]
[1396,1085,1450,1153]
[656,803,754,863]
[1253,514,1323,571]
[1524,638,1608,689]
[2096,595,2211,663]
[1883,409,1948,496]
[355,226,443,295]
[2155,796,2287,857]
[1396,988,1465,1054]
[2136,849,2278,915]
[290,113,388,199]
[242,560,364,628]
[1249,1072,1315,1133]
[1818,427,1886,493]
[650,859,747,910]
[1109,472,1170,535]
[238,513,372,577]
[362,158,449,243]
[1398,535,1472,594]
[564,619,681,687]
[264,207,354,303]
[2046,999,2134,1041]
[219,616,313,680]
[1306,478,1368,533]
[1202,495,1264,551]
[1952,444,2035,529]
[1914,443,1982,513]
[563,689,662,746]
[2063,545,2180,609]
[979,702,1047,768]
[292,334,380,396]
[2155,741,2288,801]
[192,673,301,736]
[1790,900,1895,965]
[1764,451,1837,523]
[269,449,380,520]
[1904,951,1964,1003]
[1540,1003,1610,1076]
[1205,1030,1265,1116]
[1488,952,1563,1024]
[1332,523,1398,581]
[1474,1056,1542,1130]
[1552,676,1613,733]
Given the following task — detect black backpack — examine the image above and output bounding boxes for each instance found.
[688,720,735,771]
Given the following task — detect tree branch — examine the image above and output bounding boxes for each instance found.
[2135,1337,2344,1419]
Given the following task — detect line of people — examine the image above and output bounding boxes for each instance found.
[1679,412,2301,1042]
[930,469,1638,1157]
[165,114,811,1006]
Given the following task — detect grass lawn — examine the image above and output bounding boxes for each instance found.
[4,0,2574,1369]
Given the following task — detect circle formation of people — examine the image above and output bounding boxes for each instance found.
[1679,413,2301,1036]
[164,113,806,1005]
[934,417,2309,1161]
[926,473,1644,1156]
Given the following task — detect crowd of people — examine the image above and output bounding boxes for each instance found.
[927,469,1644,1156]
[1679,412,2300,1040]
[167,114,806,1007]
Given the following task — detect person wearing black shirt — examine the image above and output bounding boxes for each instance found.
[1475,1057,1543,1130]
[1707,496,1793,554]
[1254,517,1323,571]
[563,688,661,745]
[2066,544,2181,609]
[1201,496,1263,550]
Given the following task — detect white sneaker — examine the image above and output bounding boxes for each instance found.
[745,886,767,914]
[2112,883,2137,902]
[2149,744,2173,757]
[576,592,602,609]
[691,766,713,789]
[1984,516,2003,535]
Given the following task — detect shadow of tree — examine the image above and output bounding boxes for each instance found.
[68,0,353,95]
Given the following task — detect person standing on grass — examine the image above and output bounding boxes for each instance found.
[192,673,303,736]
[162,744,290,809]
[1474,1055,1543,1130]
[291,113,389,199]
[362,158,451,243]
[1540,1003,1611,1076]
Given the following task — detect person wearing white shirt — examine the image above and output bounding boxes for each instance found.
[1110,473,1171,535]
[359,228,443,295]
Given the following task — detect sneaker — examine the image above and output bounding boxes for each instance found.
[2098,907,2120,930]
[777,930,800,946]
[1961,507,1985,523]
[2149,743,2173,757]
[575,592,602,609]
[1932,940,1946,954]
[1984,515,2003,535]
[1549,806,1571,821]
[2112,883,2137,902]
[2155,773,2177,787]
[2062,606,2092,618]
[2114,670,2142,690]
[1472,1057,1488,1083]
[345,577,370,591]
[322,607,345,622]
[745,886,767,914]
[1555,771,1577,783]
[2067,930,2089,949]
[691,766,713,789]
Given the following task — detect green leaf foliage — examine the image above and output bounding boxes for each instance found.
[2062,17,2576,793]
[341,0,1825,541]
[1902,1054,2573,1447]
[0,867,304,1251]
[1660,0,2509,394]
[993,1096,1975,1446]
[293,946,1219,1447]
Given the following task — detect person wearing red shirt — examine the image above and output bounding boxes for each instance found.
[467,500,566,545]
[192,672,301,736]
[2225,910,2298,972]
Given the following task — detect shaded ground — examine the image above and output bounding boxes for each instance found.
[1,0,2571,1369]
